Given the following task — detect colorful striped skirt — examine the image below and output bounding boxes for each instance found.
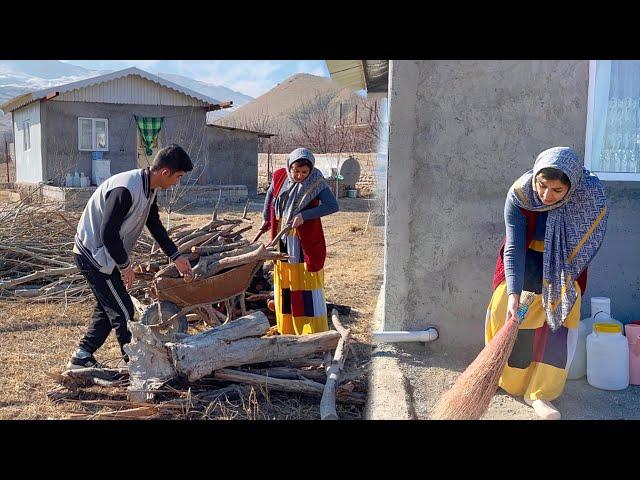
[273,228,328,335]
[484,280,581,401]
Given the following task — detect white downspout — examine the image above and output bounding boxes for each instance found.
[372,328,438,344]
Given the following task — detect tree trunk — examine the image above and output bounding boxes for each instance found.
[169,326,340,382]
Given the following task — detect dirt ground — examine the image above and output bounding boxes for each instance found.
[0,196,384,420]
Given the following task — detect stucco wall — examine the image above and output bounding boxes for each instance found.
[584,182,640,323]
[40,101,209,186]
[205,127,258,194]
[385,60,594,351]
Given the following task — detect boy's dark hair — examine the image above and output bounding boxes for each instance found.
[151,144,193,173]
[537,167,571,187]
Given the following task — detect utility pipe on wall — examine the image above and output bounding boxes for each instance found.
[372,328,438,344]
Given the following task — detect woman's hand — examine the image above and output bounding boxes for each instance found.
[291,214,304,228]
[507,293,521,324]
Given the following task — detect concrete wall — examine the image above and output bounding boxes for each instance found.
[40,101,209,186]
[258,152,379,196]
[205,127,258,194]
[584,182,640,323]
[385,60,594,351]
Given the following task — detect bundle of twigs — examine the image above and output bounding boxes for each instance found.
[0,196,258,304]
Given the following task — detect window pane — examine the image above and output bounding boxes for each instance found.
[95,120,107,149]
[79,119,92,150]
[593,61,640,173]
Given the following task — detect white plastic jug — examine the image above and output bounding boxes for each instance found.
[587,323,629,391]
[567,297,623,380]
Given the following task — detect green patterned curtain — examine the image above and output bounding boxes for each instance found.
[135,116,164,156]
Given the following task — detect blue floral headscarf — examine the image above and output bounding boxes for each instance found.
[508,147,608,331]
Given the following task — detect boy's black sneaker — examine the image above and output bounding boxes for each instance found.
[66,354,106,370]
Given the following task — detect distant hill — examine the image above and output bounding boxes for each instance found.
[214,73,374,152]
[215,73,360,130]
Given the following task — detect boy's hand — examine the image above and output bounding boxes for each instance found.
[174,255,194,282]
[121,265,135,289]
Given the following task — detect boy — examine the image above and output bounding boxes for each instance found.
[67,144,193,369]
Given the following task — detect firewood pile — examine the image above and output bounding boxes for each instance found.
[46,309,367,420]
[0,196,272,309]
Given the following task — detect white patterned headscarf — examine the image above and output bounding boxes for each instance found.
[508,147,608,331]
[274,147,329,226]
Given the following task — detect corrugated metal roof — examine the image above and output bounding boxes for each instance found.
[206,123,275,138]
[325,61,367,91]
[325,60,388,93]
[0,67,230,113]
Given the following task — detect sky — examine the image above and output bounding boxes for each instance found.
[60,60,329,98]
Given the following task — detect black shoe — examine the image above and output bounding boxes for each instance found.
[66,354,106,370]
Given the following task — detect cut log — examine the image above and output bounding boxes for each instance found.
[212,368,365,404]
[170,330,340,382]
[191,240,250,255]
[177,232,219,254]
[124,321,178,403]
[320,309,352,420]
[200,244,286,279]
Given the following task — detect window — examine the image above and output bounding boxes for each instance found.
[23,120,31,151]
[78,117,108,151]
[585,60,640,181]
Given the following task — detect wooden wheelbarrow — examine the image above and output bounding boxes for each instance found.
[138,226,291,337]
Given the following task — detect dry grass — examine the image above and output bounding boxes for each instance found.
[0,197,384,420]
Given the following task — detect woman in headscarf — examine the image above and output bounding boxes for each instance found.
[486,146,608,419]
[259,147,339,334]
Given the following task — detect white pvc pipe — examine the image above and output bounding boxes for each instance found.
[372,328,439,344]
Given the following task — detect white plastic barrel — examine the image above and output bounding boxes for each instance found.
[586,323,629,390]
[567,297,623,380]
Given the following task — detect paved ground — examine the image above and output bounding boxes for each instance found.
[368,341,640,420]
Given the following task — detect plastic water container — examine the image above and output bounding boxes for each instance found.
[65,173,73,187]
[567,297,623,380]
[625,323,640,386]
[73,171,80,187]
[587,323,629,390]
[92,159,111,186]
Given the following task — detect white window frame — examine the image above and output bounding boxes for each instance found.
[584,60,640,181]
[23,120,31,151]
[78,117,109,152]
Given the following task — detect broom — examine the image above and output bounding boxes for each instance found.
[430,290,536,420]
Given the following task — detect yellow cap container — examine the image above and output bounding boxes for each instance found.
[593,323,622,334]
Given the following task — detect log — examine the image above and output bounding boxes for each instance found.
[320,309,351,420]
[248,366,327,383]
[124,321,178,403]
[178,232,219,254]
[48,367,129,390]
[167,316,340,382]
[191,240,250,255]
[200,245,286,279]
[212,368,365,404]
[213,368,326,397]
[0,265,78,289]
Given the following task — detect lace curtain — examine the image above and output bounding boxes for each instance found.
[591,60,640,173]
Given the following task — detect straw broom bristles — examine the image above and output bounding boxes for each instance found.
[430,291,536,420]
